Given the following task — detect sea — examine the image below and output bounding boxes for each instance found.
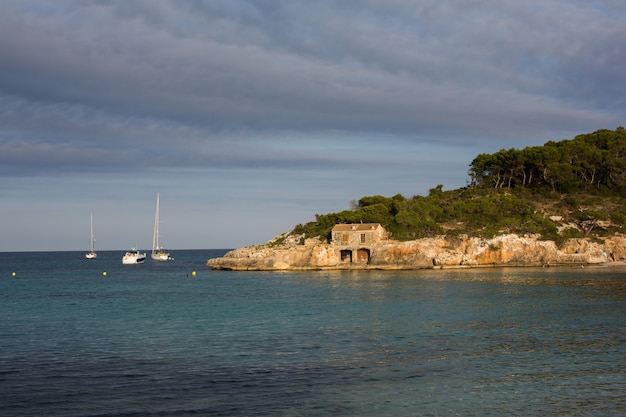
[1,249,625,417]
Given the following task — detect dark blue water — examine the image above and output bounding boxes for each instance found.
[1,251,625,416]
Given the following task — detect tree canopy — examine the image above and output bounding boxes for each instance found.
[468,127,626,193]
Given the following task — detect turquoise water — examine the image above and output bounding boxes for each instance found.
[1,250,625,416]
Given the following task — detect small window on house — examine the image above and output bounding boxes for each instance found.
[342,234,348,243]
[361,233,366,243]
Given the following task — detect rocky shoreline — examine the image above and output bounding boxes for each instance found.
[207,233,626,271]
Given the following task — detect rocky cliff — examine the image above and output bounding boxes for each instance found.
[207,233,626,270]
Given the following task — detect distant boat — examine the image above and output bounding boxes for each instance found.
[122,248,146,264]
[85,212,97,259]
[151,192,173,261]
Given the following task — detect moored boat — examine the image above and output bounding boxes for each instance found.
[152,248,173,261]
[122,248,146,264]
[151,192,173,261]
[85,212,97,259]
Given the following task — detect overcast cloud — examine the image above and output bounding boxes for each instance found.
[1,0,624,251]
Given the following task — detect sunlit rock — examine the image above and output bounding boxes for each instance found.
[207,229,626,271]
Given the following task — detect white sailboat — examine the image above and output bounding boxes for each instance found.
[151,193,173,261]
[85,212,97,259]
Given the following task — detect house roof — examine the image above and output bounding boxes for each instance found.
[331,223,382,232]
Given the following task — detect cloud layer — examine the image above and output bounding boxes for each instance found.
[1,0,624,250]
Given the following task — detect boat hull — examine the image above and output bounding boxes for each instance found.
[85,252,97,259]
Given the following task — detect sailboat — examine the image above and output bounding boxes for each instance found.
[151,193,173,261]
[85,212,97,259]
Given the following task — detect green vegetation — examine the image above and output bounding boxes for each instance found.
[292,127,626,244]
[469,127,626,193]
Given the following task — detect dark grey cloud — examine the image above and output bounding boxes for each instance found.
[2,1,623,137]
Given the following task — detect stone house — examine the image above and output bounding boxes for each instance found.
[331,223,387,263]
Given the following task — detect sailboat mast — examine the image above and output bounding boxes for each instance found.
[152,193,160,253]
[90,212,95,252]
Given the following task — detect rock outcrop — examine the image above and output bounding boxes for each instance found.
[207,233,626,270]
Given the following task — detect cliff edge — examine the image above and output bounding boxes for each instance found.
[207,233,626,270]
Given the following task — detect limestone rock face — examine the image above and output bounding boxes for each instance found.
[207,233,626,270]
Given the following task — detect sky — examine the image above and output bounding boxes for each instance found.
[1,0,625,252]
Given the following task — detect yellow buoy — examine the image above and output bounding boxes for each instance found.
[191,271,197,277]
[102,271,107,277]
[12,272,16,277]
